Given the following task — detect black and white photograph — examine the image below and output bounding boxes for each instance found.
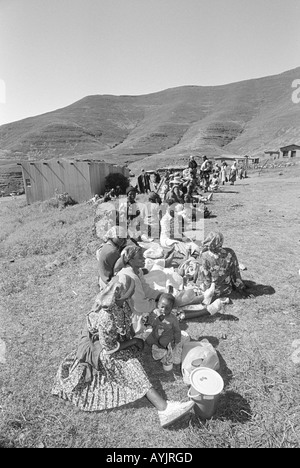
[0,0,300,450]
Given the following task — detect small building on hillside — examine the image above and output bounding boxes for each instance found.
[214,154,244,167]
[264,150,280,160]
[214,154,259,167]
[279,144,300,158]
[18,158,130,204]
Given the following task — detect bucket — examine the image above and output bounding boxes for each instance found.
[188,367,224,419]
[181,340,220,385]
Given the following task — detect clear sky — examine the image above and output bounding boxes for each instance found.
[0,0,299,125]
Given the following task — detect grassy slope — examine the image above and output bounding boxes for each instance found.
[0,164,300,448]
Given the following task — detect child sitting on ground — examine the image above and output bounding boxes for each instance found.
[208,174,220,192]
[146,293,182,365]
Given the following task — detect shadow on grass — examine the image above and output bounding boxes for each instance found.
[220,190,240,194]
[214,391,252,423]
[189,349,251,424]
[179,312,240,324]
[229,280,276,300]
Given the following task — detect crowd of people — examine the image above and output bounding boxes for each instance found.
[52,154,251,428]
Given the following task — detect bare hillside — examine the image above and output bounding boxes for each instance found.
[0,67,299,175]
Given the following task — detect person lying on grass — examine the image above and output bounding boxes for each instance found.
[51,274,194,428]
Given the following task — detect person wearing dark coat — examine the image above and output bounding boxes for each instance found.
[153,171,161,191]
[188,156,198,176]
[137,169,151,194]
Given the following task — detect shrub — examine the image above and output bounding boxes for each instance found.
[104,172,129,194]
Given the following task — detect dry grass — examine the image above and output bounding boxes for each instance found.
[0,164,300,448]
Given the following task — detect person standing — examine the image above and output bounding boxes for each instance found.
[188,155,198,177]
[153,171,161,191]
[220,162,228,185]
[229,162,238,185]
[200,156,211,192]
[138,169,151,194]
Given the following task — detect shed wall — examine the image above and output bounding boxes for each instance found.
[22,160,91,203]
[21,159,130,204]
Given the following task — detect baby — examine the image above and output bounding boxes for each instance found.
[146,293,181,363]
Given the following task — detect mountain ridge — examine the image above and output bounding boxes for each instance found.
[1,66,300,173]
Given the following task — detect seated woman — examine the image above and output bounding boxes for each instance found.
[118,186,149,242]
[165,177,184,204]
[147,191,164,239]
[160,198,200,256]
[173,244,231,321]
[96,226,128,290]
[114,245,162,335]
[51,275,194,427]
[197,231,249,298]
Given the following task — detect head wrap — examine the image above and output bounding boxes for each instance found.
[202,232,224,253]
[114,245,142,272]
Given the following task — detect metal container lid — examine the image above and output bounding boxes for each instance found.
[190,367,224,396]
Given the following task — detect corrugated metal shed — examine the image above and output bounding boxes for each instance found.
[19,158,129,204]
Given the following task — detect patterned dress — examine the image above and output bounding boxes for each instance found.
[51,300,152,412]
[198,247,245,297]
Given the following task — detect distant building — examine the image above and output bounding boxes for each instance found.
[279,144,300,158]
[214,154,258,167]
[264,150,280,159]
[18,158,130,204]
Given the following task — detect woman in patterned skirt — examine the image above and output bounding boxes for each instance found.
[51,274,194,427]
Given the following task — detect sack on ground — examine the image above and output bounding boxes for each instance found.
[181,339,220,385]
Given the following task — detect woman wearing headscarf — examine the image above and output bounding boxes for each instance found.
[166,177,184,204]
[52,274,194,427]
[160,198,200,256]
[115,245,162,334]
[198,231,248,298]
[229,161,238,185]
[96,226,128,290]
[118,186,150,241]
[220,162,228,185]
